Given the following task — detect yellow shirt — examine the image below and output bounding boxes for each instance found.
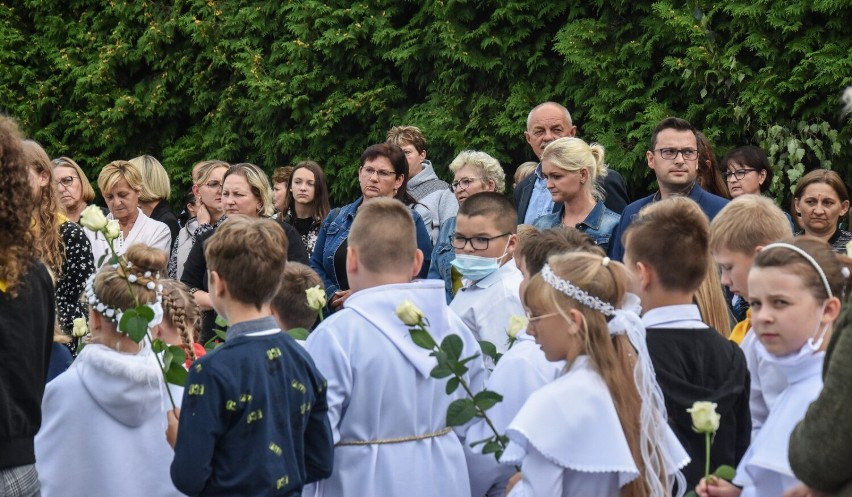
[729,308,751,345]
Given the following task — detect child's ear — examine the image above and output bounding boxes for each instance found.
[411,249,424,278]
[824,297,843,324]
[210,270,226,298]
[346,245,358,275]
[635,261,654,291]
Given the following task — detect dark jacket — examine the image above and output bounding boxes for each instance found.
[150,199,180,245]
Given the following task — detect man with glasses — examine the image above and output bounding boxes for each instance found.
[513,101,630,224]
[448,192,524,356]
[608,117,729,261]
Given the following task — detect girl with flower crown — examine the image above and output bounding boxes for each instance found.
[502,251,689,497]
[35,244,183,497]
[697,237,848,497]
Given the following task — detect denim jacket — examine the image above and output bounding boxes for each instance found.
[309,197,433,303]
[532,201,621,253]
[427,216,457,304]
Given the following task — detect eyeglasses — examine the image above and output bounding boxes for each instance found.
[450,232,510,250]
[201,180,222,190]
[654,148,699,160]
[56,176,77,188]
[451,177,483,192]
[723,169,758,181]
[360,166,397,179]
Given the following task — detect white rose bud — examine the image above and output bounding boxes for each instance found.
[79,204,108,232]
[104,219,121,242]
[506,315,528,339]
[395,300,425,326]
[305,285,327,311]
[72,317,89,337]
[687,401,721,434]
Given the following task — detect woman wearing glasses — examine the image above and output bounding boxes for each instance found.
[530,137,621,253]
[51,156,96,223]
[721,146,773,198]
[24,141,95,349]
[309,143,432,312]
[428,150,506,304]
[792,169,851,254]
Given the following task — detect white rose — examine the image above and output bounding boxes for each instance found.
[305,285,327,311]
[79,204,108,232]
[395,300,425,326]
[104,219,121,242]
[506,315,528,339]
[687,401,721,434]
[72,317,89,337]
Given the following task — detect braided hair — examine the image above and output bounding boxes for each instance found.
[159,279,201,362]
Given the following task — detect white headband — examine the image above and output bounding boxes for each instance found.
[762,243,832,298]
[541,263,615,316]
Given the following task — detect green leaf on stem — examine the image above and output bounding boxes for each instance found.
[713,465,736,481]
[136,304,154,321]
[151,338,166,353]
[410,328,437,350]
[441,334,463,361]
[482,440,503,454]
[478,340,498,361]
[164,360,187,386]
[119,308,149,343]
[431,364,454,379]
[287,328,309,340]
[474,390,503,411]
[163,347,174,371]
[108,254,119,265]
[445,377,460,395]
[446,398,477,426]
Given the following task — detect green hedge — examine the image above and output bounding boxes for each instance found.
[2,0,850,205]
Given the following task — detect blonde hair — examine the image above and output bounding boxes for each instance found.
[51,156,96,202]
[523,251,665,497]
[386,125,426,153]
[514,161,537,186]
[223,163,275,217]
[92,244,167,317]
[129,155,170,202]
[160,279,201,362]
[710,195,793,254]
[98,160,144,196]
[541,137,608,201]
[449,150,506,193]
[192,160,229,184]
[695,263,732,337]
[22,140,65,277]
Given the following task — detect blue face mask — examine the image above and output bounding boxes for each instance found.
[450,241,510,281]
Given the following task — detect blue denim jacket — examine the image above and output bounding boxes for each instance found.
[427,216,457,304]
[309,197,433,302]
[532,201,621,253]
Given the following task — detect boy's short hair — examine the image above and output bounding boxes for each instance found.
[624,197,709,293]
[386,125,426,153]
[272,262,323,330]
[457,192,517,235]
[205,217,288,308]
[710,195,793,254]
[349,198,417,274]
[517,227,604,275]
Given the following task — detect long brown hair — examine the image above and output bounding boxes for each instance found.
[524,252,666,497]
[0,117,38,296]
[22,140,65,277]
[283,160,331,222]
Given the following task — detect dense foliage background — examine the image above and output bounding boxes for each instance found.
[1,0,850,205]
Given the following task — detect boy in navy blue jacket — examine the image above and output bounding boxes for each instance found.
[168,217,333,496]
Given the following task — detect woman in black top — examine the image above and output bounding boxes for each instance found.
[281,160,331,256]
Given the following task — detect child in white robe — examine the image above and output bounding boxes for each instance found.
[697,239,845,497]
[304,198,488,497]
[502,251,689,497]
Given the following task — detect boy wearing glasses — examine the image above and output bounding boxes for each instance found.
[608,117,729,261]
[449,192,525,355]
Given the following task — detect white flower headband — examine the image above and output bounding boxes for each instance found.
[541,262,616,317]
[84,265,164,329]
[762,242,832,298]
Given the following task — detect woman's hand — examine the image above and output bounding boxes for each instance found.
[505,471,522,496]
[193,290,213,311]
[330,290,352,310]
[696,476,742,497]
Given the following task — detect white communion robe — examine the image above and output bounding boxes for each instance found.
[86,208,171,267]
[35,343,182,497]
[303,280,488,497]
[464,329,564,497]
[734,342,824,497]
[502,355,689,497]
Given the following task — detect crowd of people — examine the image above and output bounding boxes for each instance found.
[1,93,852,497]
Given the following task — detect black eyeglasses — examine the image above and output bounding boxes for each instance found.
[654,148,699,160]
[723,169,758,181]
[450,177,483,192]
[450,232,510,250]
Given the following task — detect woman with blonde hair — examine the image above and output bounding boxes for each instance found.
[89,160,171,265]
[51,156,96,223]
[505,251,688,496]
[129,155,179,243]
[22,140,96,345]
[532,137,621,253]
